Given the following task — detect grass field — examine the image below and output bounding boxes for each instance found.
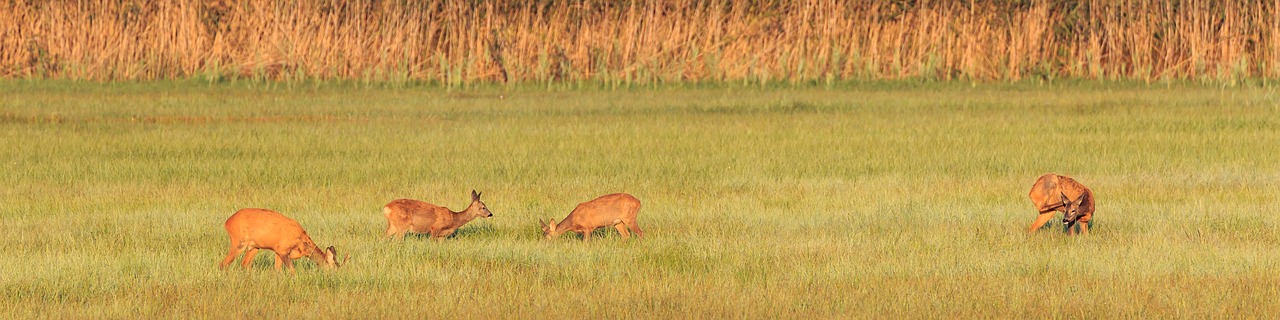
[1,81,1278,318]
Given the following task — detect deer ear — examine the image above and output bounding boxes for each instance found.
[471,190,480,200]
[327,246,336,254]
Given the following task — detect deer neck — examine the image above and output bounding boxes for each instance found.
[304,244,326,263]
[552,222,574,237]
[297,237,323,262]
[449,207,480,228]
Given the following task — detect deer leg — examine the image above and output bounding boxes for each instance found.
[384,226,403,240]
[615,223,631,239]
[1027,212,1056,233]
[219,245,243,270]
[240,248,260,269]
[628,222,644,238]
[273,253,285,271]
[581,230,591,242]
[1077,221,1090,235]
[1037,202,1064,213]
[628,221,644,238]
[281,255,296,273]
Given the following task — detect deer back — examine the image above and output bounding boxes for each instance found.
[564,193,641,228]
[385,199,451,230]
[1055,175,1090,204]
[225,208,311,253]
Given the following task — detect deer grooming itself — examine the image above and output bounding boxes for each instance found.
[383,190,494,241]
[541,193,643,241]
[219,208,347,272]
[1027,173,1096,235]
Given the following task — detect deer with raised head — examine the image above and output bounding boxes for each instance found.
[218,208,347,272]
[541,193,643,241]
[383,190,494,241]
[1027,173,1096,235]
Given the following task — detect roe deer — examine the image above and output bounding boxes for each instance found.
[540,193,643,241]
[218,208,346,271]
[383,190,494,241]
[1027,173,1096,235]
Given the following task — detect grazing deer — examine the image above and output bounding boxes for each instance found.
[541,193,643,241]
[383,190,494,241]
[1027,173,1096,235]
[218,208,347,272]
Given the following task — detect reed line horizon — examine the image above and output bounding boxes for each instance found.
[3,0,1277,83]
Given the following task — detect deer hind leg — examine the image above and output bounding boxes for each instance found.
[219,244,245,269]
[378,225,394,240]
[384,224,403,240]
[1027,212,1056,233]
[240,248,260,269]
[383,208,408,240]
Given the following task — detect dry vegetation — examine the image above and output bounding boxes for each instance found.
[2,0,1278,83]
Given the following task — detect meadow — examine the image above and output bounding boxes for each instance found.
[1,81,1279,318]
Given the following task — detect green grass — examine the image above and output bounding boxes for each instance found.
[1,81,1279,318]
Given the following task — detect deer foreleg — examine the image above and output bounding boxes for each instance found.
[615,223,631,239]
[273,253,285,271]
[240,248,260,269]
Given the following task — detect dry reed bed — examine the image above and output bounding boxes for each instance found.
[2,0,1277,82]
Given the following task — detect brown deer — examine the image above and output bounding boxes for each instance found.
[541,193,643,241]
[383,190,494,241]
[218,208,347,272]
[1027,173,1096,235]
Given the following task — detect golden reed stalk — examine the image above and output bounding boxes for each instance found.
[2,0,1276,82]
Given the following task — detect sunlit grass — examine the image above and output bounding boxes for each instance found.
[1,82,1278,317]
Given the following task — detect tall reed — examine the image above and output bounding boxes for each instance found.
[2,0,1276,83]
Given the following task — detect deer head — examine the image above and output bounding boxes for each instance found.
[467,190,494,218]
[539,219,560,239]
[1060,193,1084,226]
[309,245,348,270]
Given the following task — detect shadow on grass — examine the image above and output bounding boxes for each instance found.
[544,227,637,242]
[1031,218,1095,234]
[446,224,497,239]
[228,252,329,271]
[387,224,500,241]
